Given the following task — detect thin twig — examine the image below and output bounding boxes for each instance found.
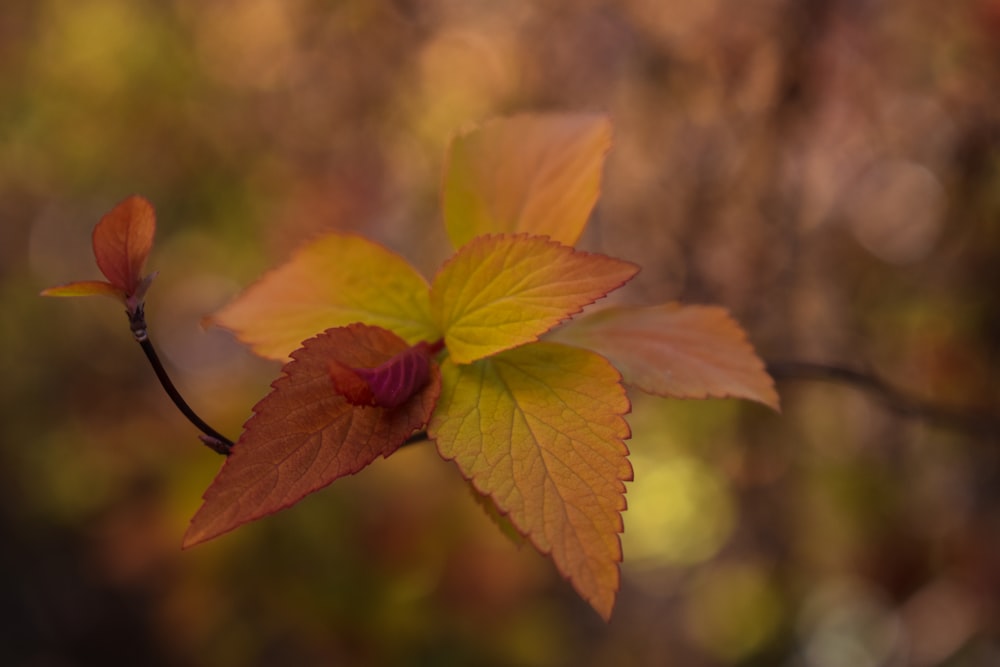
[129,306,234,455]
[766,360,999,437]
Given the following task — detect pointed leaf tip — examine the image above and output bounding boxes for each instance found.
[183,324,441,548]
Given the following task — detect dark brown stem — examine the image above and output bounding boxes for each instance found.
[128,306,234,455]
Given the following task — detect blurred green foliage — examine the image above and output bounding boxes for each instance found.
[3,0,999,665]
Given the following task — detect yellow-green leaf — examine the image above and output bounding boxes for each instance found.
[442,113,612,248]
[41,280,122,300]
[428,342,632,620]
[550,304,780,410]
[210,234,439,361]
[430,235,638,364]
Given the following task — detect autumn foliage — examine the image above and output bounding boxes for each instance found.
[40,195,157,315]
[44,113,778,620]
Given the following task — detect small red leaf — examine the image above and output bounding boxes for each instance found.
[328,360,377,406]
[92,195,156,296]
[329,341,435,409]
[183,324,441,548]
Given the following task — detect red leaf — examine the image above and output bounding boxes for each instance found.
[330,341,436,409]
[183,324,441,548]
[92,195,156,296]
[328,359,377,407]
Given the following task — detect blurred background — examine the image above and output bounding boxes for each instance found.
[3,0,1000,665]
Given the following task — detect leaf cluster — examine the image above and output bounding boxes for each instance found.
[44,113,777,619]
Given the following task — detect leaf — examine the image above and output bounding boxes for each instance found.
[442,113,612,248]
[92,195,156,295]
[41,280,125,300]
[428,342,632,620]
[209,234,439,361]
[40,195,156,305]
[550,304,780,410]
[430,235,638,364]
[184,324,441,548]
[329,341,435,409]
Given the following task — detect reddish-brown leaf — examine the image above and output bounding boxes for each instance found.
[183,324,441,548]
[92,195,156,296]
[550,304,780,410]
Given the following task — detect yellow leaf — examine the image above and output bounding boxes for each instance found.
[210,234,440,361]
[550,304,780,410]
[442,113,612,248]
[429,342,632,620]
[430,235,638,364]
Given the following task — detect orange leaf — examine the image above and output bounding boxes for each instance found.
[210,234,438,361]
[429,342,632,620]
[183,324,441,548]
[442,113,612,248]
[430,234,638,364]
[550,304,780,410]
[92,195,156,295]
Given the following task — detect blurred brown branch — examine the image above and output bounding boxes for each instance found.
[767,360,1000,437]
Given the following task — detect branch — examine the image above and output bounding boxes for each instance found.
[129,306,234,455]
[766,360,999,436]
